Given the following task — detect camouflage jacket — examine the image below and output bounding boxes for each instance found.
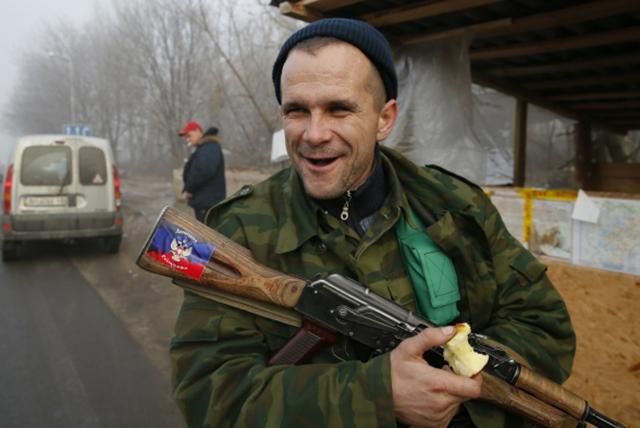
[170,146,576,428]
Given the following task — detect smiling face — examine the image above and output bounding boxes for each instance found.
[280,41,397,199]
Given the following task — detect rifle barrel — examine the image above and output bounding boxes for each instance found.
[585,407,625,428]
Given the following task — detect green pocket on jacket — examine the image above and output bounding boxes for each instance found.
[397,211,460,325]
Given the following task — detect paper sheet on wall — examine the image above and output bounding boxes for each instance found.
[572,190,599,223]
[571,196,640,275]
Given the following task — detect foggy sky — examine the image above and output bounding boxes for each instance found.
[0,0,108,162]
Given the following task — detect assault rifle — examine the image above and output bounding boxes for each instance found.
[137,207,624,428]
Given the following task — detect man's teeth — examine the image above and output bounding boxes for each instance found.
[309,158,334,165]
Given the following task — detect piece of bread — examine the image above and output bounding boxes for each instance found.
[443,323,489,377]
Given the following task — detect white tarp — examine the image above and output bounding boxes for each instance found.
[271,129,288,163]
[384,37,576,187]
[384,38,490,185]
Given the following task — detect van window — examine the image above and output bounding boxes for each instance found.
[21,146,72,186]
[79,146,107,186]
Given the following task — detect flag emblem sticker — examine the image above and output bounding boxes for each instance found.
[145,219,215,280]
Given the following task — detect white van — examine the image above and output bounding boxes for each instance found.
[2,135,123,260]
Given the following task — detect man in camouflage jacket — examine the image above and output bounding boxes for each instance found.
[170,18,575,428]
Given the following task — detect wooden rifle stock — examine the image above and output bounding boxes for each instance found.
[516,365,587,421]
[136,207,618,428]
[479,373,579,427]
[136,206,307,308]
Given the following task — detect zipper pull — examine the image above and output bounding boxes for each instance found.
[340,191,352,221]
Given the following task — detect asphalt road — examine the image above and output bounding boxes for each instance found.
[0,240,185,428]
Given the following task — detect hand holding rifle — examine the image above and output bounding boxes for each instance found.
[390,326,482,427]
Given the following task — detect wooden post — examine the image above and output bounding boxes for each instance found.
[574,121,593,189]
[513,98,528,187]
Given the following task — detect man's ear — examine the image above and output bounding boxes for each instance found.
[376,99,398,141]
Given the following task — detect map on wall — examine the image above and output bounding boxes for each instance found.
[572,196,640,276]
[531,199,573,260]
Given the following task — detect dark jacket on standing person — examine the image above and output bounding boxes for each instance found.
[182,127,226,210]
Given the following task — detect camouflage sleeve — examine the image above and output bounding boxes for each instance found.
[169,211,398,428]
[478,192,576,383]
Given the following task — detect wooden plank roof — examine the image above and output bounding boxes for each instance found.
[269,0,640,133]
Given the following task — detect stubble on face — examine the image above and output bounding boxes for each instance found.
[280,42,385,200]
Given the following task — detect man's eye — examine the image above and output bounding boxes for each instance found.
[329,104,352,114]
[284,107,305,116]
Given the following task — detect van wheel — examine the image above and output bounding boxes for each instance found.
[103,236,121,254]
[2,242,18,261]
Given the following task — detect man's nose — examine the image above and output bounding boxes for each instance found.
[303,113,331,145]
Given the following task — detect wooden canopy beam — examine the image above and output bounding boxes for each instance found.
[293,0,362,12]
[605,120,640,125]
[475,0,640,39]
[279,1,325,22]
[569,101,640,110]
[472,72,579,120]
[513,98,528,187]
[361,0,498,28]
[525,72,640,90]
[401,18,511,46]
[400,0,640,48]
[471,26,640,61]
[588,111,640,117]
[472,72,625,135]
[477,54,640,78]
[603,123,640,131]
[548,91,640,101]
[574,122,593,190]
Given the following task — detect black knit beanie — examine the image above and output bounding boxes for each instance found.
[272,18,397,104]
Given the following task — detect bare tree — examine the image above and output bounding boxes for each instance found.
[186,0,298,166]
[83,17,131,162]
[111,0,211,167]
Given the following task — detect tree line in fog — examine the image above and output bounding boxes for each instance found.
[3,0,299,170]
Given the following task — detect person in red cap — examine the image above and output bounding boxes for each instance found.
[178,120,226,221]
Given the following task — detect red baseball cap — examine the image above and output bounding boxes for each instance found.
[178,121,202,136]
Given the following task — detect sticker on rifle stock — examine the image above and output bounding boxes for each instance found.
[145,219,215,280]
